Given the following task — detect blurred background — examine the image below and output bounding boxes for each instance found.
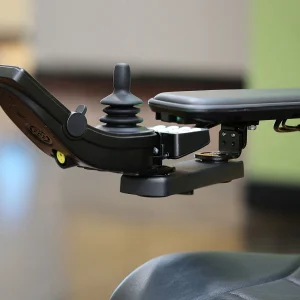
[1,0,300,299]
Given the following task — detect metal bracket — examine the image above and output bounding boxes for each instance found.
[219,124,247,158]
[195,124,249,162]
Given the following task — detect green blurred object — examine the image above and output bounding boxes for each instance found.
[247,0,300,185]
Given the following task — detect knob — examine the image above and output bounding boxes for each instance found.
[113,63,131,93]
[67,104,87,137]
[100,63,143,127]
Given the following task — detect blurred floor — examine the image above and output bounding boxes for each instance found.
[0,81,300,300]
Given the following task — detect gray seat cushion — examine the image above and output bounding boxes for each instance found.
[111,252,300,300]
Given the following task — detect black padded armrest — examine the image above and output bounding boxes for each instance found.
[149,89,300,124]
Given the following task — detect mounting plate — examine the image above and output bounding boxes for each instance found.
[120,159,244,197]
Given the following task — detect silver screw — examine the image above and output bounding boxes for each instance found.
[231,133,236,137]
[248,125,257,130]
[153,147,159,155]
[222,132,226,136]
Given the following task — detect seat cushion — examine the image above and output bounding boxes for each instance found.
[110,252,300,300]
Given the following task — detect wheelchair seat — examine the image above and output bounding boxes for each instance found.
[110,252,300,300]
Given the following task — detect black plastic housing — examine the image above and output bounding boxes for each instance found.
[163,129,209,159]
[0,66,157,173]
[150,126,210,159]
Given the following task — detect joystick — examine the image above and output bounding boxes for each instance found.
[100,63,143,128]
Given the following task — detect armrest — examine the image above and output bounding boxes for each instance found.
[149,89,300,125]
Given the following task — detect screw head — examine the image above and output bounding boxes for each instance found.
[231,133,236,137]
[248,125,257,130]
[222,132,226,136]
[153,147,159,155]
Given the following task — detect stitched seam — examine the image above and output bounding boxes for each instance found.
[286,277,300,287]
[201,261,300,300]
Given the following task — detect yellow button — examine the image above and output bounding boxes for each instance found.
[56,151,66,165]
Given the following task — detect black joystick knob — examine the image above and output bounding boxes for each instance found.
[67,104,87,137]
[100,63,143,127]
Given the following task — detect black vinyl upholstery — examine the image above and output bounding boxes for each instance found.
[110,252,300,300]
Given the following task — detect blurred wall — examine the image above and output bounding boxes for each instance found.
[35,0,248,78]
[0,0,33,37]
[0,0,35,71]
[247,0,300,186]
